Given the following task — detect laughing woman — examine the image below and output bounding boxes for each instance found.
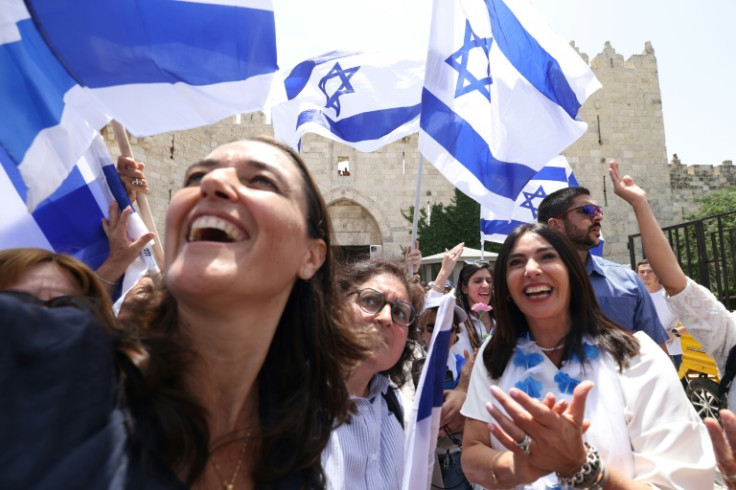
[2,137,366,489]
[460,224,714,489]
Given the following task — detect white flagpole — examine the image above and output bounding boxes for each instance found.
[409,154,424,276]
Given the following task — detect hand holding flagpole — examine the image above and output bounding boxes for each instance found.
[111,120,164,269]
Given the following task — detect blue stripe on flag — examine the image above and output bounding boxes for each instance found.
[0,146,28,201]
[481,218,527,236]
[28,0,277,87]
[531,166,567,181]
[0,19,77,166]
[296,105,421,143]
[420,89,537,200]
[417,329,452,421]
[484,0,580,118]
[32,167,109,267]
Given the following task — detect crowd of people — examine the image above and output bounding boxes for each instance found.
[3,137,736,489]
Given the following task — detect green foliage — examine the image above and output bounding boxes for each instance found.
[402,188,500,256]
[685,185,736,229]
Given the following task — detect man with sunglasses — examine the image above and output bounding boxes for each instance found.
[538,187,669,349]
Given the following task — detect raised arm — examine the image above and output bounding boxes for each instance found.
[609,161,687,296]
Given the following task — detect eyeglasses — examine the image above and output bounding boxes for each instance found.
[554,204,603,220]
[0,290,101,312]
[348,288,416,327]
[464,260,490,267]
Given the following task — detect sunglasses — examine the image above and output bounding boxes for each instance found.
[464,260,490,267]
[348,288,416,327]
[554,204,603,220]
[0,290,101,313]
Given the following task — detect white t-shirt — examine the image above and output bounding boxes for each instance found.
[648,287,682,356]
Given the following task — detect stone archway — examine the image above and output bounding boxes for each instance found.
[328,198,382,247]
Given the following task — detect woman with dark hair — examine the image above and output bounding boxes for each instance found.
[460,223,713,489]
[2,136,366,489]
[453,256,493,355]
[322,259,424,489]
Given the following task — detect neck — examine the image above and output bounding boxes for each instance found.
[177,294,286,438]
[346,361,378,398]
[527,314,571,350]
[645,283,663,293]
[577,248,589,263]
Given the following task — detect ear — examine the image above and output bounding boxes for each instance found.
[298,238,326,281]
[546,217,562,231]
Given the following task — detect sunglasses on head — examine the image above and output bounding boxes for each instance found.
[0,290,101,313]
[554,204,603,220]
[464,260,490,267]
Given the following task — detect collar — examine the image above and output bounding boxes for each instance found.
[586,253,606,277]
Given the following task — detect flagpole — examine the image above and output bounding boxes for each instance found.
[111,120,165,269]
[409,154,424,277]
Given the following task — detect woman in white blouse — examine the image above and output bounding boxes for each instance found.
[610,160,736,487]
[460,223,714,489]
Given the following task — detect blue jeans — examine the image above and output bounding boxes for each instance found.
[437,451,472,490]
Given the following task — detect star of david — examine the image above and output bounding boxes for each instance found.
[519,185,547,219]
[318,62,360,117]
[445,20,493,100]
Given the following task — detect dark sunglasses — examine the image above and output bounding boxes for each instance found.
[554,204,603,220]
[348,288,416,327]
[0,290,101,313]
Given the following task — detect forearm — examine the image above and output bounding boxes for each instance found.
[630,199,687,295]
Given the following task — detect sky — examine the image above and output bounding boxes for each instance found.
[274,0,736,167]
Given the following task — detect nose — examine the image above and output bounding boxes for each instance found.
[524,258,542,277]
[592,211,603,223]
[199,168,238,201]
[374,302,394,327]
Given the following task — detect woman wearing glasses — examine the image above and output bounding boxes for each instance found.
[323,259,423,490]
[459,223,713,489]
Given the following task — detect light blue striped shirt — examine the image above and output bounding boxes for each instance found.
[322,374,404,490]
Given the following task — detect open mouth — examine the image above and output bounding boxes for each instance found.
[187,215,247,243]
[524,285,552,299]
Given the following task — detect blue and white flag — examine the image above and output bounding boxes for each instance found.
[271,51,424,152]
[0,136,154,298]
[480,155,578,242]
[401,291,455,490]
[419,0,601,211]
[2,0,277,209]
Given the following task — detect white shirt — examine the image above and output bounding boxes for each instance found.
[462,332,714,489]
[648,286,682,356]
[666,278,736,409]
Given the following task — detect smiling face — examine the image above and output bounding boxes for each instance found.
[349,272,411,375]
[506,232,571,331]
[462,268,492,307]
[559,195,602,250]
[164,140,325,307]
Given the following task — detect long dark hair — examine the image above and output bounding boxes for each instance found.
[336,259,424,387]
[484,224,639,379]
[135,136,366,488]
[456,262,493,350]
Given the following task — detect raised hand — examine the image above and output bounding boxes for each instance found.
[609,160,647,207]
[117,155,149,201]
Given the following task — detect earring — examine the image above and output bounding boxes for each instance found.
[302,268,310,279]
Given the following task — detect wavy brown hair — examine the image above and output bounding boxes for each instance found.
[484,224,639,379]
[336,259,424,387]
[134,136,367,488]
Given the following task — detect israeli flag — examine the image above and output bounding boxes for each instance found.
[2,0,277,209]
[401,291,455,490]
[271,51,424,152]
[481,155,578,242]
[419,0,601,211]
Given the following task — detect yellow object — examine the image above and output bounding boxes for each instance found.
[678,332,719,381]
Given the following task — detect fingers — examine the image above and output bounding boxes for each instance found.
[486,403,528,454]
[566,381,594,426]
[130,232,156,255]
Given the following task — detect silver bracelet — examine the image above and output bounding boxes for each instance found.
[95,273,119,286]
[556,443,602,489]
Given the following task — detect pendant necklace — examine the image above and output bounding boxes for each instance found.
[212,432,251,490]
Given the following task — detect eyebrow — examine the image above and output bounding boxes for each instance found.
[508,246,555,259]
[184,158,285,177]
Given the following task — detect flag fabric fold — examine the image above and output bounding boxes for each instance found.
[419,0,601,211]
[401,291,455,490]
[271,51,424,152]
[480,155,578,243]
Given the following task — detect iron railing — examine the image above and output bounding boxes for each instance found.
[628,210,736,310]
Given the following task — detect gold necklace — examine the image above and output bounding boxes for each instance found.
[212,432,251,490]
